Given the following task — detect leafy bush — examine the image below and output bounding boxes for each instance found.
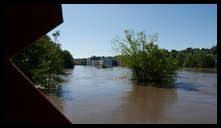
[113,30,178,83]
[12,32,74,89]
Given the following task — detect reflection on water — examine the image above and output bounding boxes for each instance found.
[45,66,217,124]
[117,84,178,123]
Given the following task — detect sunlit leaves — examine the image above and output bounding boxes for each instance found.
[113,30,178,84]
[12,32,74,89]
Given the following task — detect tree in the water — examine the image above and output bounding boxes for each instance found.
[113,30,179,84]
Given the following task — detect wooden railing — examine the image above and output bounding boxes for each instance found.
[3,4,71,124]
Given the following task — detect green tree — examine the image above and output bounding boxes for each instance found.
[113,30,178,84]
[211,45,217,55]
[170,45,216,68]
[52,30,60,42]
[63,50,75,68]
[200,54,215,68]
[211,45,217,67]
[12,34,66,89]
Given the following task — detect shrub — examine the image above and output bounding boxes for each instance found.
[113,30,178,84]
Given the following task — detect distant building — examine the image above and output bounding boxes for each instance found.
[91,60,100,66]
[86,58,91,65]
[84,56,114,67]
[75,56,118,67]
[99,57,112,67]
[75,58,86,65]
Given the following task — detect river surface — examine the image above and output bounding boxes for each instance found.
[45,65,217,124]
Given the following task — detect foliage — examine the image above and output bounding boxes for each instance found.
[112,56,119,66]
[113,30,179,83]
[173,46,217,68]
[63,50,75,68]
[101,64,109,68]
[113,34,217,69]
[12,32,74,89]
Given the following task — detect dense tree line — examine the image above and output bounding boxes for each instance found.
[12,31,75,89]
[170,46,217,68]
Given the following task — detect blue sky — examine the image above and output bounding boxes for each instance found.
[48,4,217,58]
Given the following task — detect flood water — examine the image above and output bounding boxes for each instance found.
[45,65,217,124]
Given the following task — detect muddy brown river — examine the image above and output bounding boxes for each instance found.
[45,66,217,124]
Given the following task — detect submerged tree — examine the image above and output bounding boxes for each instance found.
[113,30,178,84]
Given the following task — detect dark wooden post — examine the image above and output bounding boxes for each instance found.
[2,4,71,124]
